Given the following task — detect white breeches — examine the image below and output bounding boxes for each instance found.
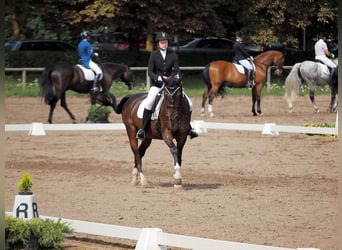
[238,59,255,71]
[315,55,337,68]
[143,86,193,112]
[89,60,103,76]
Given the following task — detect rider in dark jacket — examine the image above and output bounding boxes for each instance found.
[136,31,198,140]
[233,31,255,88]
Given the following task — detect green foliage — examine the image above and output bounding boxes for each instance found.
[303,123,338,138]
[18,172,33,194]
[87,104,111,123]
[5,215,73,249]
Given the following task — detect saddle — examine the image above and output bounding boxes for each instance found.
[314,60,331,78]
[75,64,103,81]
[137,90,164,120]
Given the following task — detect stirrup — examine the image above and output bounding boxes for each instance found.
[91,86,99,93]
[136,129,145,140]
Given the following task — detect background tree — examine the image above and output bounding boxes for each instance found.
[4,0,338,51]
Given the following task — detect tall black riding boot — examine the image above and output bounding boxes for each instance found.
[136,109,152,140]
[329,67,336,83]
[91,74,100,93]
[246,70,254,88]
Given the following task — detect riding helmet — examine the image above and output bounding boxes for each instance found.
[155,32,171,42]
[235,31,244,38]
[81,30,91,38]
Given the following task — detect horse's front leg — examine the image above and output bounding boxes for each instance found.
[163,136,182,186]
[128,129,151,187]
[251,88,257,116]
[309,89,319,113]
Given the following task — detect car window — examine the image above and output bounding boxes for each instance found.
[19,41,75,51]
[220,40,233,49]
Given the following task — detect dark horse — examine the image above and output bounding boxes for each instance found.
[115,77,191,187]
[39,63,133,123]
[202,50,285,116]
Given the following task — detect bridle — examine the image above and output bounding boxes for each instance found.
[163,85,182,121]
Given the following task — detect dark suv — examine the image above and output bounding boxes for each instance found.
[5,39,76,51]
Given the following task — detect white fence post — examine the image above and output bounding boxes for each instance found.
[135,228,166,250]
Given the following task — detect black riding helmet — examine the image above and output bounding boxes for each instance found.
[155,32,171,42]
[235,31,244,38]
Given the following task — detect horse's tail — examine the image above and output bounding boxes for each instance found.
[39,65,57,105]
[202,63,212,91]
[114,95,130,114]
[284,62,302,106]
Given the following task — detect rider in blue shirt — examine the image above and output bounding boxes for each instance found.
[78,31,102,92]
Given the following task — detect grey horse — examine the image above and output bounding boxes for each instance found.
[284,58,338,113]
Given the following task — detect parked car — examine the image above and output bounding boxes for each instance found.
[90,32,129,51]
[169,37,259,54]
[5,39,76,51]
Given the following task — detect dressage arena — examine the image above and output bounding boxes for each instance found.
[4,95,338,249]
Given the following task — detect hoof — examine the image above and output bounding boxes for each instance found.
[174,184,183,190]
[174,178,182,186]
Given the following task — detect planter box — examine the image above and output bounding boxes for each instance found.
[12,193,39,220]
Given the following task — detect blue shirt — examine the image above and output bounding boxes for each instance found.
[78,39,94,68]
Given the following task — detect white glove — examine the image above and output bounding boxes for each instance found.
[157,76,163,82]
[330,53,335,58]
[175,74,179,79]
[94,52,99,57]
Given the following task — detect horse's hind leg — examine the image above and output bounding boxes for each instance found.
[48,100,57,124]
[329,85,338,112]
[309,89,319,113]
[201,87,209,116]
[60,93,77,122]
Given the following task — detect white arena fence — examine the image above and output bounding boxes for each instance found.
[4,121,338,136]
[5,212,318,250]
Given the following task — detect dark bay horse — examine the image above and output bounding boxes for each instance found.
[39,63,133,123]
[115,77,191,187]
[202,50,284,116]
[284,59,338,113]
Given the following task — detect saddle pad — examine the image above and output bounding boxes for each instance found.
[137,94,164,120]
[75,64,95,81]
[317,63,330,78]
[233,63,246,74]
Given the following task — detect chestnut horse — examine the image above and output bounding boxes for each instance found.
[115,77,191,187]
[39,63,133,123]
[201,50,284,116]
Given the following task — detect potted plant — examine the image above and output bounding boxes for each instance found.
[18,172,33,195]
[13,172,39,220]
[87,104,111,123]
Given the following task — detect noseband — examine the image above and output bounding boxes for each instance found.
[164,86,181,109]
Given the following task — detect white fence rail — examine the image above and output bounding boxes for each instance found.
[5,212,318,250]
[5,66,292,88]
[4,121,338,135]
